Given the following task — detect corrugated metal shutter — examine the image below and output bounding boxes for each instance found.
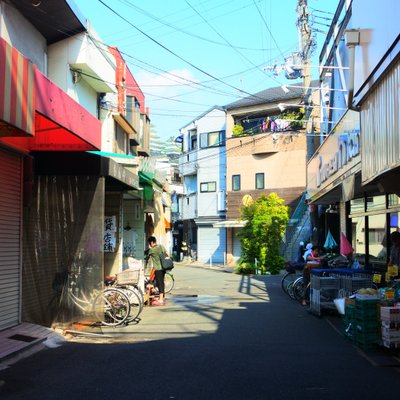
[0,149,22,330]
[361,60,400,185]
[198,226,226,264]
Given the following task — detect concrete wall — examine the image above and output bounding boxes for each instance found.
[227,134,307,190]
[197,146,226,217]
[351,0,400,95]
[1,2,47,73]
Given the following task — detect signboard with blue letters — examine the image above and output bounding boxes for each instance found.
[307,110,361,202]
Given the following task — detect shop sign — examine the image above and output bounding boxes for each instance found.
[317,129,360,187]
[104,215,117,252]
[307,110,361,200]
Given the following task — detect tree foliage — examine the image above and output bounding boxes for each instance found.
[237,193,289,275]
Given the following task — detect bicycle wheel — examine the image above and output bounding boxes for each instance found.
[293,278,309,303]
[287,281,297,300]
[123,286,144,322]
[164,272,175,293]
[281,271,298,294]
[93,288,131,327]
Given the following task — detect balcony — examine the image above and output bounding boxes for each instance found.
[67,34,115,93]
[179,193,197,220]
[178,150,198,176]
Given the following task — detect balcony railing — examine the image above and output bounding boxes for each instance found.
[178,150,198,176]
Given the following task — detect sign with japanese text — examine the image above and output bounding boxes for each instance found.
[104,216,117,252]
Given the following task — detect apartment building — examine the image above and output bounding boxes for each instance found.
[223,84,313,264]
[177,107,227,264]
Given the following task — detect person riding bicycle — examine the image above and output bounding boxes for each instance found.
[146,236,167,306]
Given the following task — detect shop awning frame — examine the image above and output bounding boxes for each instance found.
[0,66,101,153]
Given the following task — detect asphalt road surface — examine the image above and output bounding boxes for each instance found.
[1,265,399,400]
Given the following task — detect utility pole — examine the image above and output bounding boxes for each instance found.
[296,0,315,159]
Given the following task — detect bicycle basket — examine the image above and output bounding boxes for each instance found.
[116,268,140,285]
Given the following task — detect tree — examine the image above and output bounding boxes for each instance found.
[238,193,289,275]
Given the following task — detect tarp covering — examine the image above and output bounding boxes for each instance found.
[21,175,104,327]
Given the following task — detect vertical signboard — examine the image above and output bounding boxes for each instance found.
[104,216,116,252]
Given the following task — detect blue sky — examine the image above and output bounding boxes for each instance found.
[73,0,339,140]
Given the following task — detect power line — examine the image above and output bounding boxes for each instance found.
[252,0,286,60]
[97,0,274,103]
[184,0,272,83]
[116,0,271,52]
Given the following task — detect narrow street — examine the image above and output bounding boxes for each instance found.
[1,265,399,400]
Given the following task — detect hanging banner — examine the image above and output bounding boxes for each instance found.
[104,216,117,252]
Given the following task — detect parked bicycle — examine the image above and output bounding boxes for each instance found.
[50,269,132,327]
[105,268,144,322]
[281,261,304,296]
[144,267,175,305]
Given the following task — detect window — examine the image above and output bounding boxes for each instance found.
[366,195,386,211]
[350,198,365,214]
[190,135,197,150]
[389,194,400,207]
[255,173,264,189]
[200,182,216,192]
[188,129,197,151]
[232,175,241,191]
[200,131,225,148]
[368,214,386,258]
[351,216,366,257]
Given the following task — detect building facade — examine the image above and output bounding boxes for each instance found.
[0,0,104,329]
[307,0,400,274]
[0,0,156,329]
[223,84,313,265]
[178,107,227,264]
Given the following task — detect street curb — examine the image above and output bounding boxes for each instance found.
[174,262,235,273]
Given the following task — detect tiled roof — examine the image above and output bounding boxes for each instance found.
[225,80,319,110]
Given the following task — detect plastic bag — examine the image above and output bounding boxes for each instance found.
[334,298,345,315]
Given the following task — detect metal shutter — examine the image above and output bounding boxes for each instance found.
[197,226,226,264]
[0,149,22,330]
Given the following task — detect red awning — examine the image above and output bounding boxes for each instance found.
[0,67,101,152]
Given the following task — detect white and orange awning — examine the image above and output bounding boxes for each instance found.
[0,37,35,136]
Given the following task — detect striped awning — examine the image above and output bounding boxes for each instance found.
[0,37,35,136]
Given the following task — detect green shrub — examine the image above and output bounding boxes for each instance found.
[232,124,245,137]
[238,193,289,275]
[235,261,256,275]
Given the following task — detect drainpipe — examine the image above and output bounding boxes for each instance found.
[345,29,361,112]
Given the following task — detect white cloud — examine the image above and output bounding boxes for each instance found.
[135,69,199,98]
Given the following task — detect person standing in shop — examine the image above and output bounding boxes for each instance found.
[389,231,400,266]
